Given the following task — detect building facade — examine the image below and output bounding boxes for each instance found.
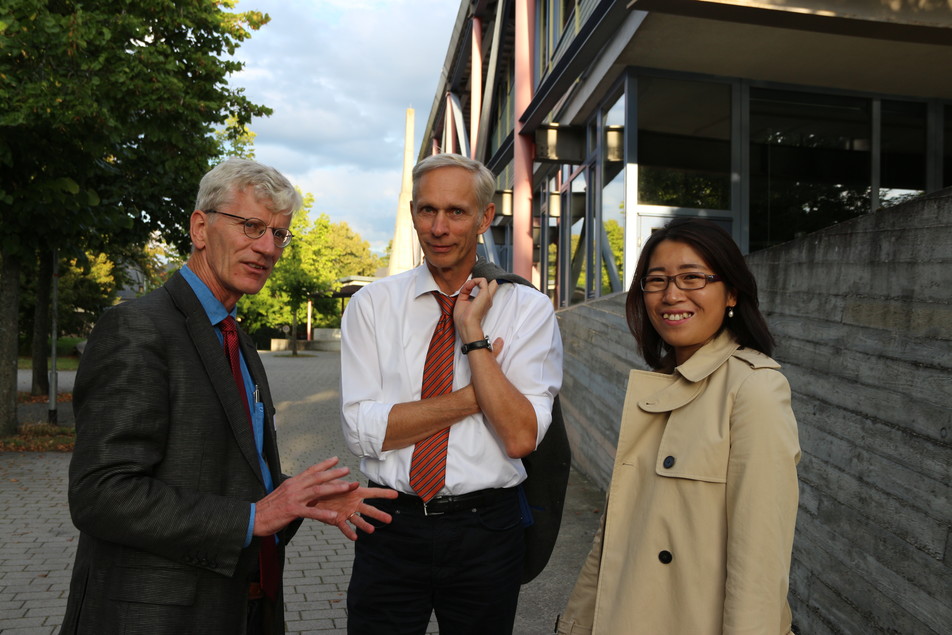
[419,0,952,304]
[417,2,952,633]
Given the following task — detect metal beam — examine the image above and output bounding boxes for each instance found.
[534,124,586,163]
[474,0,511,163]
[447,92,471,157]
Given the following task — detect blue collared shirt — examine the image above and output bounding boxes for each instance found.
[180,265,274,546]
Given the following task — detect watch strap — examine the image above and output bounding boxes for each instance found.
[461,336,491,355]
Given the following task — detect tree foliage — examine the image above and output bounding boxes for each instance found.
[239,201,383,339]
[602,218,624,294]
[1,0,272,256]
[561,218,626,302]
[215,115,258,160]
[57,253,119,337]
[0,0,271,433]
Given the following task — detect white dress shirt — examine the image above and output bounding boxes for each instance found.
[340,263,563,496]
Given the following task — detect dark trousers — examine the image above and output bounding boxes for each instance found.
[246,574,277,635]
[347,489,525,635]
[246,597,276,635]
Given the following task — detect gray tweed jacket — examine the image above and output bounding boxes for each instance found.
[61,271,297,634]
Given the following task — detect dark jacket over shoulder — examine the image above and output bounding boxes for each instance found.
[61,272,296,634]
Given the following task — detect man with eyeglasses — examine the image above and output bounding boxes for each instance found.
[62,158,396,635]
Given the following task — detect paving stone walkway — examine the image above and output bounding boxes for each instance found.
[1,352,602,634]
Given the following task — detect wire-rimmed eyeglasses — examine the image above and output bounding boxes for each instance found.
[639,272,723,293]
[205,210,294,248]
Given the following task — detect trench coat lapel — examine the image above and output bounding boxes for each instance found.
[636,331,740,413]
[637,376,704,413]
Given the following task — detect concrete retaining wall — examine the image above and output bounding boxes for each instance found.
[555,292,639,490]
[556,189,952,633]
[748,190,952,634]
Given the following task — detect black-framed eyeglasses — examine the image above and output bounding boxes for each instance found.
[640,272,723,293]
[205,210,293,248]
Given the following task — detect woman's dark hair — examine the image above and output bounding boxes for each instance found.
[625,217,775,369]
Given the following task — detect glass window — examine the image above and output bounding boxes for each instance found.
[565,168,588,306]
[601,93,625,294]
[880,100,926,208]
[490,63,513,157]
[637,77,731,210]
[749,89,871,251]
[536,0,553,80]
[536,0,576,81]
[945,104,952,188]
[562,0,575,31]
[537,173,561,302]
[586,118,597,156]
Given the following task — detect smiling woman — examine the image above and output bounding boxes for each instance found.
[641,240,736,366]
[627,218,775,371]
[558,218,801,635]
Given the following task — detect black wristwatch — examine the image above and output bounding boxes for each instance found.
[461,336,492,355]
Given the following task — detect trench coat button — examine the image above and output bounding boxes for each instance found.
[659,550,673,564]
[663,456,675,469]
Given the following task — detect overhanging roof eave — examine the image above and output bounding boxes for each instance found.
[519,1,630,133]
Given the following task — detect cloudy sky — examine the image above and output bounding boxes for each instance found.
[231,0,460,253]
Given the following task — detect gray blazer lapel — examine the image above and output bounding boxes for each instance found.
[166,273,265,485]
[240,332,282,483]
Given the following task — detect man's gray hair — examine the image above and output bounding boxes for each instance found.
[411,153,496,213]
[195,157,303,217]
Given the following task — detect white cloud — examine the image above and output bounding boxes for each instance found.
[295,164,406,253]
[230,0,457,253]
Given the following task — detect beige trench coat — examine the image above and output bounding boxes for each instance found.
[558,331,800,635]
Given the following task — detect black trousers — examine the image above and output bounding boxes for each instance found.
[245,597,276,635]
[347,488,525,635]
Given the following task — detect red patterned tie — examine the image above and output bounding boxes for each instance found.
[409,292,457,502]
[220,316,279,600]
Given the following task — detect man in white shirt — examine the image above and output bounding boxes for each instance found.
[341,153,563,634]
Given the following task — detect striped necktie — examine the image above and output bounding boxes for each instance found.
[409,292,457,502]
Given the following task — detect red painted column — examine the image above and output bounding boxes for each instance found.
[513,0,535,281]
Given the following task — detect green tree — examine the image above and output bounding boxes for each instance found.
[0,0,271,433]
[23,233,178,395]
[19,241,173,395]
[269,204,328,355]
[601,219,624,294]
[301,215,382,329]
[215,115,258,160]
[20,250,112,395]
[238,197,326,349]
[239,207,382,345]
[322,220,384,280]
[57,253,120,337]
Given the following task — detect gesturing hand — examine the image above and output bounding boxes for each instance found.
[253,457,361,536]
[307,483,399,541]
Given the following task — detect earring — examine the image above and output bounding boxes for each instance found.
[728,306,734,318]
